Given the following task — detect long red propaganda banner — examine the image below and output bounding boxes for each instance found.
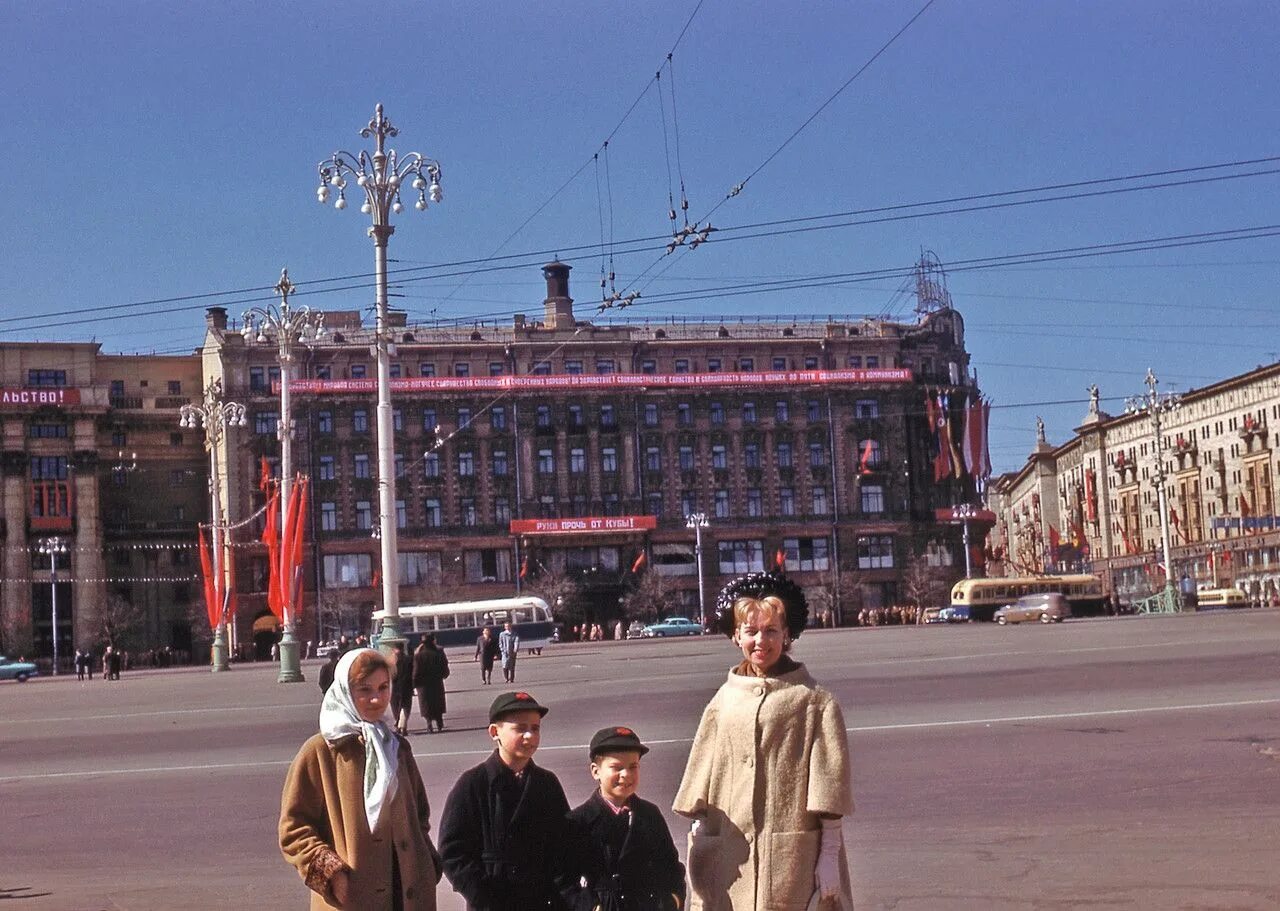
[510,515,658,535]
[290,368,912,395]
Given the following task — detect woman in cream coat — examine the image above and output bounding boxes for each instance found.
[280,648,441,910]
[673,572,854,911]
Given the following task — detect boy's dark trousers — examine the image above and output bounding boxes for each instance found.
[566,793,685,911]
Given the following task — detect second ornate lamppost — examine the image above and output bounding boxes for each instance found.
[243,269,324,683]
[181,379,247,671]
[1125,368,1183,613]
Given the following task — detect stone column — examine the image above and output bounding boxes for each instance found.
[1,452,32,656]
[72,449,106,651]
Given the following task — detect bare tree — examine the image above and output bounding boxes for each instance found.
[98,591,148,650]
[524,564,580,626]
[619,569,678,624]
[901,550,954,614]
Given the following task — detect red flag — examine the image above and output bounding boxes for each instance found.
[262,489,283,621]
[1048,525,1061,561]
[1084,470,1098,522]
[774,547,786,569]
[859,439,875,475]
[1239,494,1253,533]
[259,457,271,494]
[1071,521,1087,550]
[519,557,529,579]
[924,391,939,431]
[630,550,647,573]
[372,567,381,589]
[198,526,219,630]
[285,478,309,623]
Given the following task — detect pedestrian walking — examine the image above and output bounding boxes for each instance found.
[318,650,340,694]
[498,622,520,683]
[474,626,499,685]
[613,620,624,641]
[412,635,450,734]
[674,571,854,910]
[74,649,86,681]
[391,642,414,737]
[108,647,122,680]
[280,648,442,910]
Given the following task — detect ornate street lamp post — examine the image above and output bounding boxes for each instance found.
[1125,368,1183,613]
[38,537,68,675]
[686,512,710,629]
[181,379,247,670]
[317,104,442,651]
[243,269,324,683]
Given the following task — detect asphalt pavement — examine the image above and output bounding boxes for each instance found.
[2,611,1278,910]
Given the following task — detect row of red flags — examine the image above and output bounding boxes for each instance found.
[196,460,310,631]
[925,392,992,484]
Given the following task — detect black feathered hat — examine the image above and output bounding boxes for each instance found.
[714,570,808,639]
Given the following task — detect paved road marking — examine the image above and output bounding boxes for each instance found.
[2,696,1276,783]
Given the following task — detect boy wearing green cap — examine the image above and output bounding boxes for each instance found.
[439,691,581,911]
[566,726,685,911]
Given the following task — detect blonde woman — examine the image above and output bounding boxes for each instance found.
[280,648,441,910]
[674,571,854,910]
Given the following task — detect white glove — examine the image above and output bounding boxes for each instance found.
[815,817,844,901]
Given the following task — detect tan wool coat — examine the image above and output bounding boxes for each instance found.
[673,663,854,911]
[280,732,441,911]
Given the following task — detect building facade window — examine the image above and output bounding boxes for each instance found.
[399,552,442,586]
[784,537,830,572]
[812,486,829,514]
[424,453,440,478]
[861,484,884,514]
[855,399,879,419]
[458,451,475,476]
[539,449,556,474]
[492,450,509,476]
[536,405,553,428]
[426,498,442,527]
[747,488,763,517]
[355,500,372,530]
[352,409,369,433]
[317,410,333,434]
[255,411,280,435]
[710,402,725,424]
[718,539,764,574]
[779,487,795,516]
[320,502,337,532]
[602,447,618,473]
[570,448,585,473]
[28,369,67,387]
[647,492,663,518]
[323,553,372,588]
[775,400,789,421]
[677,403,692,425]
[742,401,757,423]
[776,442,793,468]
[465,549,513,583]
[495,497,511,524]
[353,454,370,479]
[857,535,894,569]
[396,499,407,529]
[714,489,730,518]
[491,406,507,430]
[643,403,659,426]
[318,455,336,481]
[711,445,728,470]
[679,446,695,471]
[645,447,662,472]
[461,497,477,526]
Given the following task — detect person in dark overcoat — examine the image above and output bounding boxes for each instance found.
[566,727,685,911]
[391,643,415,736]
[474,626,500,685]
[318,650,339,694]
[412,635,450,733]
[438,691,581,911]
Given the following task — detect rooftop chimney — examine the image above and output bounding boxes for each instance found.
[542,261,574,329]
[206,307,228,332]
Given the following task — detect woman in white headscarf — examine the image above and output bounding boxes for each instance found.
[280,648,441,910]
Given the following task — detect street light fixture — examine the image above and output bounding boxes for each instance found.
[1124,368,1183,613]
[243,268,324,684]
[686,512,710,629]
[37,537,69,675]
[180,378,247,670]
[317,104,442,653]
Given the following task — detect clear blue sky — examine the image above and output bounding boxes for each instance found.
[2,1,1277,474]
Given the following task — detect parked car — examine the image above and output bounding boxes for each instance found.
[940,606,971,623]
[626,620,646,639]
[0,655,38,682]
[642,617,704,637]
[994,593,1070,625]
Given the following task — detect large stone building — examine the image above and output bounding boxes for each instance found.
[0,345,205,663]
[204,260,990,653]
[2,257,992,664]
[988,364,1280,606]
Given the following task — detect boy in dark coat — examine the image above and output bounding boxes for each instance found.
[567,727,685,911]
[438,691,581,911]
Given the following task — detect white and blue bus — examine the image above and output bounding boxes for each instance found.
[372,597,555,654]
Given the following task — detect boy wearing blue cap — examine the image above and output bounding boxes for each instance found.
[438,691,580,911]
[566,726,685,911]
